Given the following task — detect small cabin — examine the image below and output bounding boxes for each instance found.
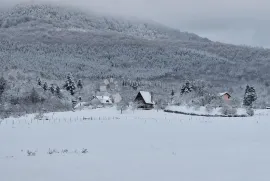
[134,91,155,109]
[218,92,231,101]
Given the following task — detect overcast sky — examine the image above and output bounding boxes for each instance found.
[3,0,270,47]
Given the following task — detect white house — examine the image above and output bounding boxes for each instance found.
[90,96,113,106]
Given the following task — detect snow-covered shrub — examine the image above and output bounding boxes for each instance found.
[130,102,138,112]
[117,101,129,114]
[205,104,214,113]
[246,107,254,116]
[230,97,241,108]
[81,148,88,154]
[62,149,69,153]
[220,105,237,116]
[27,150,36,156]
[209,96,224,108]
[48,149,59,155]
[193,104,200,111]
[34,112,44,120]
[154,99,167,111]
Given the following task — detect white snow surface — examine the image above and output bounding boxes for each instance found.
[139,91,154,104]
[1,108,270,181]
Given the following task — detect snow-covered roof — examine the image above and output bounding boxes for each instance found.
[218,92,230,97]
[139,91,154,104]
[96,96,112,104]
[74,102,88,109]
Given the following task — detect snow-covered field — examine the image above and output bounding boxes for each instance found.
[1,108,270,181]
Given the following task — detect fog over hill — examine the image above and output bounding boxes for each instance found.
[0,3,270,85]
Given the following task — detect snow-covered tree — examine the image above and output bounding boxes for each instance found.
[0,76,7,100]
[43,82,48,91]
[55,86,61,98]
[77,79,83,89]
[37,78,42,86]
[181,82,192,94]
[170,89,175,103]
[171,90,175,97]
[63,74,76,95]
[209,96,224,108]
[220,104,237,116]
[243,85,257,107]
[50,84,55,94]
[29,88,40,104]
[246,107,254,116]
[117,99,129,114]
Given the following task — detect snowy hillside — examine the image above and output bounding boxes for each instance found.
[0,4,270,84]
[0,3,206,41]
[1,108,270,181]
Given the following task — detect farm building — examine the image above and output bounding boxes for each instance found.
[218,92,231,101]
[134,91,155,109]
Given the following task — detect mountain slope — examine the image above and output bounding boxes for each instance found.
[0,4,270,86]
[0,4,208,42]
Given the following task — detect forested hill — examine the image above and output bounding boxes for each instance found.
[0,3,208,42]
[0,3,270,86]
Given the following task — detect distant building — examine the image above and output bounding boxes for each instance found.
[134,91,155,109]
[218,92,231,101]
[90,95,113,107]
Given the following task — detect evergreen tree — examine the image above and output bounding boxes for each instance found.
[50,84,55,94]
[0,76,6,97]
[63,73,76,95]
[43,82,48,91]
[243,85,257,107]
[244,85,250,94]
[170,89,175,103]
[37,78,42,86]
[131,82,138,90]
[171,90,175,96]
[181,82,192,94]
[77,79,83,89]
[30,88,40,104]
[56,86,61,98]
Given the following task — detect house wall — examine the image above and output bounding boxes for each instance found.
[223,94,230,101]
